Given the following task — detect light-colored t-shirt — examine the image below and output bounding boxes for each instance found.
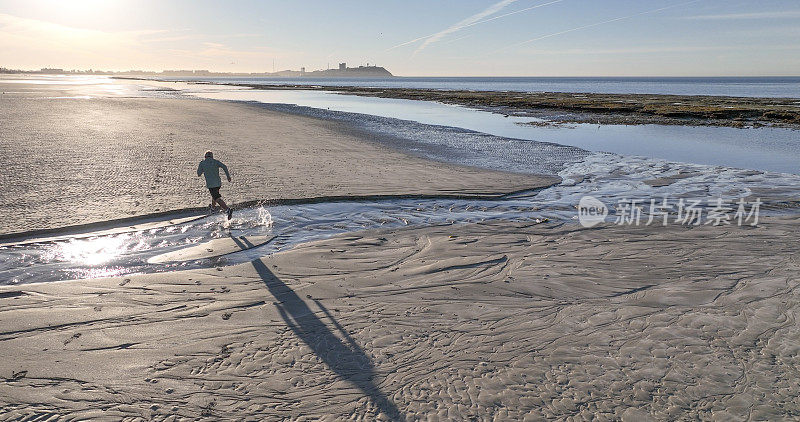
[197,158,230,188]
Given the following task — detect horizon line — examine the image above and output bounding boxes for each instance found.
[3,68,800,79]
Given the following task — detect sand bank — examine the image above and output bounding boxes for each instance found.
[1,217,798,420]
[0,82,556,236]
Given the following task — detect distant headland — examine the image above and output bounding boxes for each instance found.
[297,63,393,78]
[0,62,394,78]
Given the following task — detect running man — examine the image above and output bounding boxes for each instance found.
[197,150,233,220]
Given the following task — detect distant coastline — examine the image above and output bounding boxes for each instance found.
[0,62,394,79]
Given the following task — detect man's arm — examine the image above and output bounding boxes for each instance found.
[218,160,231,182]
[197,162,204,177]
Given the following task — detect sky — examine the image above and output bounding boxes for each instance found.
[0,0,798,76]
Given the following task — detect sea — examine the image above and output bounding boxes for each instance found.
[163,76,800,98]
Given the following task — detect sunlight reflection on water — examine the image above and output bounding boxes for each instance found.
[47,234,134,266]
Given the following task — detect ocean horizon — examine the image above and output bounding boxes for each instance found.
[162,75,800,98]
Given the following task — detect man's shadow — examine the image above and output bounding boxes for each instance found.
[249,255,401,419]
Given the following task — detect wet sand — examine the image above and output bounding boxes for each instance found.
[4,77,799,420]
[1,217,799,420]
[0,82,556,236]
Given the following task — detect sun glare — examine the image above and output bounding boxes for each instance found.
[35,0,120,25]
[55,234,131,266]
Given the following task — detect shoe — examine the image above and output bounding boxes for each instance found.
[227,208,233,220]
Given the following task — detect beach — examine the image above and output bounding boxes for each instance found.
[0,79,555,237]
[1,76,800,420]
[5,0,800,418]
[2,217,799,420]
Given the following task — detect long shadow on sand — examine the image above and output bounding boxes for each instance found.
[250,258,401,419]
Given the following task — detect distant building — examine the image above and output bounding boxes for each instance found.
[302,63,393,78]
[40,68,64,74]
[300,67,305,74]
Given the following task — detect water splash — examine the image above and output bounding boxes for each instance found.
[256,205,274,228]
[1,151,798,286]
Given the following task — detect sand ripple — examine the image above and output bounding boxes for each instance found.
[1,218,798,419]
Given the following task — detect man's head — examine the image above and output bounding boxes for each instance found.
[204,150,213,159]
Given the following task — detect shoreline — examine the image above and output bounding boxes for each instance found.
[0,186,550,244]
[240,84,800,129]
[3,76,800,419]
[119,76,800,129]
[0,81,559,236]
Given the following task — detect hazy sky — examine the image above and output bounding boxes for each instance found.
[1,0,798,76]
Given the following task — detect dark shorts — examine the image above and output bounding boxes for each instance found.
[208,187,222,200]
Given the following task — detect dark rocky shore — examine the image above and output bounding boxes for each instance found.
[237,83,800,128]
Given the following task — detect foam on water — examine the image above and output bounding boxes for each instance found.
[2,154,798,285]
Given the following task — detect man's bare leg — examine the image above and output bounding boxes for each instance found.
[217,198,233,220]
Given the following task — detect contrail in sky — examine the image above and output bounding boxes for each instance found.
[384,0,517,53]
[467,0,565,29]
[494,0,701,54]
[439,33,474,46]
[413,0,518,55]
[385,0,565,53]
